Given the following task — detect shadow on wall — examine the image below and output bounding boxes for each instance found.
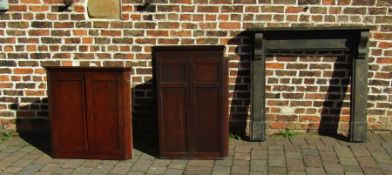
[228,30,352,140]
[132,79,158,157]
[227,31,253,140]
[318,55,352,140]
[12,98,51,156]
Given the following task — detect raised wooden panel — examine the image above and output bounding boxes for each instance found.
[161,64,186,83]
[193,87,220,154]
[86,73,122,157]
[194,63,219,83]
[160,87,188,155]
[50,73,87,158]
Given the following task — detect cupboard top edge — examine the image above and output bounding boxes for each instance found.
[44,66,132,71]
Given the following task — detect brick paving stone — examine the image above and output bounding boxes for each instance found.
[317,145,334,152]
[71,167,94,175]
[268,166,287,174]
[40,163,61,172]
[32,154,53,165]
[268,151,286,167]
[214,158,232,167]
[323,161,344,175]
[363,167,384,175]
[306,167,326,175]
[2,152,27,163]
[33,172,53,175]
[3,166,23,173]
[319,151,339,162]
[234,151,251,160]
[187,160,214,167]
[0,152,11,160]
[111,162,133,174]
[288,171,306,175]
[320,136,340,146]
[350,144,372,157]
[126,171,145,175]
[184,166,212,175]
[146,166,167,174]
[131,160,153,172]
[232,160,249,166]
[61,159,85,169]
[289,136,307,146]
[90,164,115,174]
[303,156,323,168]
[302,148,319,156]
[379,162,392,173]
[19,146,35,153]
[382,143,392,157]
[164,168,183,175]
[250,160,267,172]
[211,165,231,175]
[54,168,75,175]
[357,156,379,168]
[139,154,156,161]
[168,160,188,169]
[231,165,249,174]
[285,150,302,160]
[268,145,284,151]
[80,160,101,168]
[345,172,364,175]
[152,159,171,166]
[235,145,251,153]
[17,164,44,175]
[304,136,324,146]
[287,159,305,171]
[251,149,267,160]
[22,152,41,160]
[249,142,267,150]
[368,134,385,143]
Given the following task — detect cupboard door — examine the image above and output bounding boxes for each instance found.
[156,51,190,157]
[191,55,224,157]
[50,72,88,158]
[85,72,124,159]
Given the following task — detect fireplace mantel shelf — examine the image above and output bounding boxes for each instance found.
[247,26,374,32]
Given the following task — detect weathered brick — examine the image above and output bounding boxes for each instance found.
[31,21,52,28]
[298,0,320,4]
[352,0,375,5]
[8,21,29,28]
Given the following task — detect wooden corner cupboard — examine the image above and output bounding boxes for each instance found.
[46,67,132,160]
[153,46,229,159]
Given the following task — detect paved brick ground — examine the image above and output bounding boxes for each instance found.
[1,133,392,175]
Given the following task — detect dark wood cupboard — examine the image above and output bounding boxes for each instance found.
[153,46,228,159]
[46,67,132,160]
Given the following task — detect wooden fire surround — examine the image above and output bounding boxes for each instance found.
[249,26,371,142]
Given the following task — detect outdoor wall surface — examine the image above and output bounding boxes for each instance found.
[0,0,391,136]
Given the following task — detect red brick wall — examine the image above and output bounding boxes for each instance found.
[0,0,391,136]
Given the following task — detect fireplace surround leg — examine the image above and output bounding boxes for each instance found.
[250,33,266,141]
[350,31,369,142]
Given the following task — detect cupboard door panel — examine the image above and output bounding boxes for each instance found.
[157,52,188,84]
[86,73,123,158]
[160,87,188,156]
[50,73,87,158]
[193,57,220,84]
[193,87,221,154]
